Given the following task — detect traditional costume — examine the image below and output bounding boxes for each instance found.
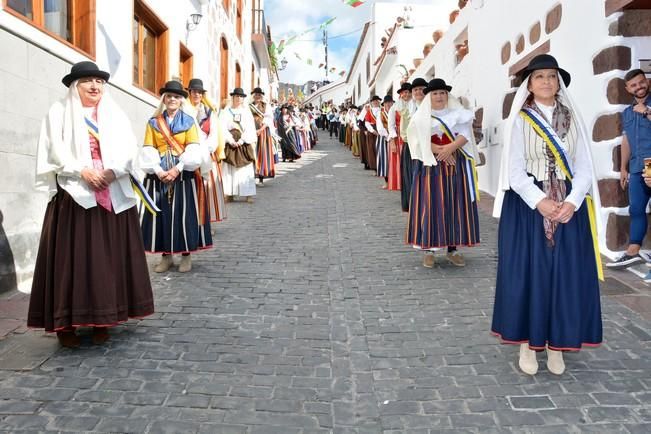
[278,106,301,161]
[401,78,427,212]
[188,78,226,222]
[219,88,258,198]
[364,97,381,172]
[139,81,212,263]
[250,87,276,182]
[406,79,480,259]
[388,83,411,192]
[28,61,154,341]
[375,95,393,181]
[491,55,603,375]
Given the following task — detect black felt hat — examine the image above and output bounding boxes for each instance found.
[62,61,110,87]
[252,87,265,95]
[383,95,394,104]
[370,95,382,102]
[230,87,247,97]
[411,77,428,89]
[522,54,571,87]
[159,80,188,98]
[187,78,206,92]
[424,78,452,95]
[397,82,412,94]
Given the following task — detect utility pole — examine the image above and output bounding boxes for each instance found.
[323,29,328,81]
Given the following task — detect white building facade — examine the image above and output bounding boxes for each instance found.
[410,0,651,256]
[0,0,276,293]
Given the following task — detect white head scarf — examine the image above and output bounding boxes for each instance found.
[407,91,476,166]
[492,74,602,234]
[35,80,139,211]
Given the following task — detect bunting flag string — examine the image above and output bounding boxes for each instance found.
[343,0,366,7]
[276,17,336,55]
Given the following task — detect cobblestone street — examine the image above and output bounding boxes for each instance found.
[1,137,651,433]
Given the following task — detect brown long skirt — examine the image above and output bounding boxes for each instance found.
[27,189,154,332]
[365,132,378,171]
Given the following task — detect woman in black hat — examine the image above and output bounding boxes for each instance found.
[387,82,412,192]
[28,61,154,347]
[249,87,276,184]
[375,95,395,189]
[491,54,603,376]
[401,78,427,212]
[407,78,480,269]
[277,104,301,162]
[187,78,227,223]
[139,80,213,273]
[219,88,258,202]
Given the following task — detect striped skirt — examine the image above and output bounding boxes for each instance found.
[256,127,276,179]
[387,140,402,191]
[365,132,377,171]
[140,170,213,254]
[375,135,389,178]
[406,154,480,250]
[206,154,226,222]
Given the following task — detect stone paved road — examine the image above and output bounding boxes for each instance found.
[1,136,650,433]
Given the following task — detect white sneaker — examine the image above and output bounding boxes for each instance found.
[546,348,565,375]
[519,343,538,375]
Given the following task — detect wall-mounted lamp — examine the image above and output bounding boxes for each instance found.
[278,58,288,71]
[186,13,203,31]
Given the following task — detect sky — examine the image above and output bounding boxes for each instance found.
[264,0,457,85]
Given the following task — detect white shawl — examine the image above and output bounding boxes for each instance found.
[407,93,477,166]
[35,81,139,213]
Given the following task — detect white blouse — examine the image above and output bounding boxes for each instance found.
[508,101,592,210]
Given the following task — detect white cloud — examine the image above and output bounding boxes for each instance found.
[265,0,460,84]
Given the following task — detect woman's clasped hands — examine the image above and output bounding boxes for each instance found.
[536,198,575,223]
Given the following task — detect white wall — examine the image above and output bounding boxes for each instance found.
[0,0,266,292]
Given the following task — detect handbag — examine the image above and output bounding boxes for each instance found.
[223,128,256,168]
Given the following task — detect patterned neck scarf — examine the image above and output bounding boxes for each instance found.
[524,98,572,246]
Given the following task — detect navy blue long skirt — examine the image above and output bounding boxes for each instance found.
[400,144,412,212]
[491,181,602,351]
[140,170,213,254]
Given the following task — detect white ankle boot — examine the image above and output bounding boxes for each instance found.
[546,347,565,375]
[519,343,538,375]
[154,255,173,273]
[178,255,192,273]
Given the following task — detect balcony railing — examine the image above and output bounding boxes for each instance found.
[252,8,269,40]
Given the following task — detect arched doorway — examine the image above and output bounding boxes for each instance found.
[235,63,242,89]
[220,37,229,102]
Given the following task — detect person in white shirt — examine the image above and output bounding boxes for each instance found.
[220,88,258,202]
[491,54,603,376]
[29,61,154,347]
